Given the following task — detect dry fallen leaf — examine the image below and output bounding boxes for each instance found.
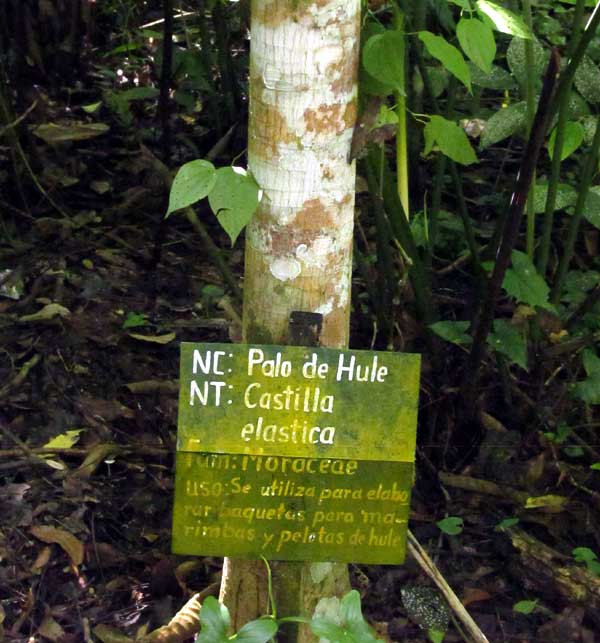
[19,303,71,323]
[128,331,176,344]
[461,587,493,607]
[37,614,65,642]
[31,545,52,573]
[72,443,120,480]
[30,525,84,567]
[33,121,109,143]
[93,624,134,643]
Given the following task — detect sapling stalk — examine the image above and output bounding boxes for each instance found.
[551,112,600,305]
[538,0,588,276]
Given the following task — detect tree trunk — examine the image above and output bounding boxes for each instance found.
[219,0,361,639]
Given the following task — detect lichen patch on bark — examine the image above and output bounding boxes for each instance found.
[304,103,347,135]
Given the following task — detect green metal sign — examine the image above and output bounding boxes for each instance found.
[172,343,420,564]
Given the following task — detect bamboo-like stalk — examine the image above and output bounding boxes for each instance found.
[393,9,410,218]
[537,0,588,275]
[551,112,600,304]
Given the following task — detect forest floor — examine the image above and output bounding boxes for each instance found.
[1,77,599,643]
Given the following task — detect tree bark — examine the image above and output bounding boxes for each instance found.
[219,0,361,640]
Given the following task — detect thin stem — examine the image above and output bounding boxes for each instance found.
[425,77,456,269]
[365,151,435,325]
[551,112,600,304]
[538,0,588,275]
[160,0,173,160]
[212,1,239,123]
[448,162,483,281]
[374,182,396,344]
[548,1,600,127]
[462,51,560,414]
[185,207,242,303]
[393,9,410,218]
[522,0,536,258]
[262,557,276,620]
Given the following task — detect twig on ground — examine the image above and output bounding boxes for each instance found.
[407,529,490,643]
[0,353,41,398]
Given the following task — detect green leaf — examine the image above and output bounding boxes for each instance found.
[436,516,464,536]
[166,160,217,218]
[495,517,519,531]
[476,1,532,38]
[309,619,346,641]
[201,284,226,300]
[468,63,516,90]
[235,618,278,643]
[122,312,149,329]
[42,429,84,453]
[82,101,102,114]
[428,629,446,643]
[423,115,477,165]
[525,494,568,509]
[582,187,600,230]
[564,446,584,458]
[562,270,600,305]
[340,590,364,627]
[573,547,598,564]
[401,586,450,632]
[582,115,598,145]
[448,0,472,9]
[532,182,577,214]
[574,56,600,105]
[196,597,230,643]
[513,600,538,615]
[418,31,472,92]
[118,86,160,102]
[506,37,549,88]
[503,250,554,312]
[573,350,600,404]
[480,102,528,149]
[548,122,584,161]
[591,463,600,471]
[208,167,261,245]
[429,321,472,345]
[488,319,528,370]
[457,18,496,74]
[362,30,406,93]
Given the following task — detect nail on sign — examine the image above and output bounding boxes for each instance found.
[172,343,420,564]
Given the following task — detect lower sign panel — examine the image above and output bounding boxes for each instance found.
[172,452,413,564]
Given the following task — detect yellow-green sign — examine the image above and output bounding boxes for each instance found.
[172,343,420,564]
